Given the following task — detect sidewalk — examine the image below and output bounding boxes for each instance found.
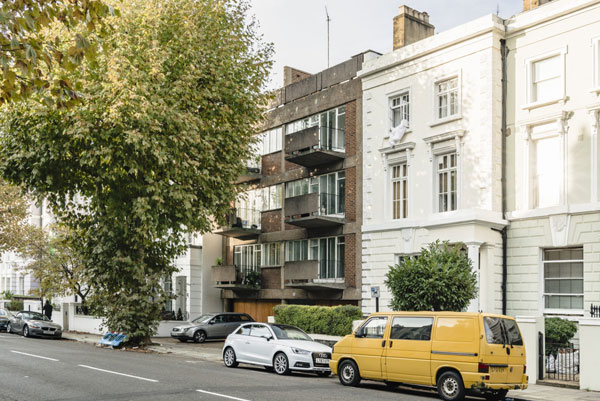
[509,384,598,401]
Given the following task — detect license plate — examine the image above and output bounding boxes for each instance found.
[491,367,506,373]
[315,358,329,364]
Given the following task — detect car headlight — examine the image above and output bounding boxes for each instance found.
[29,323,40,328]
[292,347,310,355]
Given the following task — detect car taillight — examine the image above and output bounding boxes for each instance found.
[523,365,527,374]
[478,363,490,373]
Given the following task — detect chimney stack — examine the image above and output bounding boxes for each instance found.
[393,6,435,51]
[523,0,553,11]
[283,66,311,86]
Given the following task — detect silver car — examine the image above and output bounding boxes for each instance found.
[7,311,62,339]
[171,312,254,343]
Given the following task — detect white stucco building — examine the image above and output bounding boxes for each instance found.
[505,0,600,320]
[360,8,506,315]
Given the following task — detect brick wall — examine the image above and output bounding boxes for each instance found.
[262,152,282,176]
[345,100,356,157]
[345,166,356,222]
[261,267,282,290]
[261,210,282,232]
[345,233,356,287]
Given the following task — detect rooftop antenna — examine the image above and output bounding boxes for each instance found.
[325,6,331,68]
[496,2,500,15]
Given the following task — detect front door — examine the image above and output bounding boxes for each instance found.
[481,316,509,384]
[247,324,274,365]
[352,316,389,380]
[384,316,433,385]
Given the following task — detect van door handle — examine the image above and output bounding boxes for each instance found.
[389,341,393,348]
[381,340,386,347]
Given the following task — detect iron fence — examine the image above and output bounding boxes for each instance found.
[545,344,579,382]
[591,304,600,318]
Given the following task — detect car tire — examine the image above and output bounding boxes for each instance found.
[273,352,290,375]
[223,347,239,368]
[23,325,29,338]
[338,360,361,387]
[316,371,331,377]
[193,330,206,343]
[7,323,12,334]
[437,371,466,401]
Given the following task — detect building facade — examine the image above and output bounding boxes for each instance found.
[211,54,374,321]
[360,7,506,315]
[505,0,600,320]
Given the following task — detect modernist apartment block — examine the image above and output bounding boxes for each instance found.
[360,7,506,315]
[211,55,375,321]
[361,0,600,321]
[505,0,600,319]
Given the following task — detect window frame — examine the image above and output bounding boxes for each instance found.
[389,316,433,341]
[541,247,584,316]
[524,47,568,110]
[389,89,411,129]
[261,242,282,267]
[433,74,461,124]
[284,236,345,280]
[391,163,408,220]
[436,152,458,213]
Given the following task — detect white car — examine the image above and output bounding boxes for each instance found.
[222,323,332,376]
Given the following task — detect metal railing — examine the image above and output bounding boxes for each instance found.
[237,265,261,288]
[545,344,579,382]
[591,304,600,317]
[226,208,261,229]
[317,259,345,280]
[316,126,345,153]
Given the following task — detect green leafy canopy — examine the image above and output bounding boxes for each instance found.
[0,0,273,344]
[385,240,478,312]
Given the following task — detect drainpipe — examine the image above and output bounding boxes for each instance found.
[491,38,509,315]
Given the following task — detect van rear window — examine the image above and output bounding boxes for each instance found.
[484,317,524,346]
[503,319,524,346]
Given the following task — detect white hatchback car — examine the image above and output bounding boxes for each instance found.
[222,323,332,376]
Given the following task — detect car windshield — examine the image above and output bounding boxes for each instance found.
[191,315,214,324]
[271,325,312,341]
[28,313,49,321]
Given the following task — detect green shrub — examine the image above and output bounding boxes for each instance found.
[545,317,578,356]
[385,240,477,311]
[274,304,363,336]
[6,299,23,311]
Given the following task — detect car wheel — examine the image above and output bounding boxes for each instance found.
[338,360,361,386]
[193,330,206,343]
[223,347,239,368]
[316,371,330,377]
[178,339,188,343]
[437,371,466,401]
[7,323,12,334]
[23,325,29,338]
[273,352,290,375]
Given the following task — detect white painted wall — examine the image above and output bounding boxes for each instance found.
[578,319,600,391]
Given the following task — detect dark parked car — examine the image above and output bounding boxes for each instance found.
[0,309,12,331]
[7,311,62,339]
[171,312,254,343]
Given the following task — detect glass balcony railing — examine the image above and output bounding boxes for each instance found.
[313,192,344,217]
[226,208,261,230]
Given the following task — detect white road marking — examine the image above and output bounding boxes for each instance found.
[78,364,159,383]
[196,389,251,401]
[11,350,59,361]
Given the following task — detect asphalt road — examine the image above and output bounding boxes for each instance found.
[0,332,479,401]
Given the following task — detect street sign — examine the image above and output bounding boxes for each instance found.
[371,286,380,298]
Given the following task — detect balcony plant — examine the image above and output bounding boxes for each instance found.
[241,270,261,289]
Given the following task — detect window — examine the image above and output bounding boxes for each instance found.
[437,153,457,212]
[533,134,560,208]
[286,105,346,151]
[236,325,251,335]
[390,317,433,341]
[543,248,584,312]
[262,242,281,267]
[285,171,345,216]
[212,315,226,324]
[285,236,345,280]
[261,185,282,211]
[358,316,388,338]
[436,77,459,120]
[250,324,271,338]
[237,185,282,214]
[260,127,282,155]
[391,163,408,219]
[484,317,524,346]
[234,244,261,278]
[531,55,561,103]
[391,92,410,127]
[503,319,524,346]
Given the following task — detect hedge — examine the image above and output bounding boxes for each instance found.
[274,304,363,336]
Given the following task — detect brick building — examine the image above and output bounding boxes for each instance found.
[210,53,378,321]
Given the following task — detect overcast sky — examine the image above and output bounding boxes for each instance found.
[249,0,524,89]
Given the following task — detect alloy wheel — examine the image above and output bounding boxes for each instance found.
[23,325,29,338]
[223,347,238,368]
[273,353,289,375]
[194,330,206,343]
[7,323,11,334]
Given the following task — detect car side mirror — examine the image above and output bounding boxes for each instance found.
[208,320,215,325]
[355,328,365,338]
[263,336,273,341]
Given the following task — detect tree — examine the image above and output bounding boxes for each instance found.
[545,317,578,356]
[0,0,272,344]
[0,180,36,252]
[18,225,92,306]
[385,240,478,311]
[0,0,115,106]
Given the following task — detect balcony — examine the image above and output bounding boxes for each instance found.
[215,208,261,240]
[211,265,260,291]
[285,192,345,228]
[284,126,345,167]
[237,165,262,184]
[284,260,345,290]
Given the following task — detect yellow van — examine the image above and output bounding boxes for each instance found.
[329,312,528,401]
